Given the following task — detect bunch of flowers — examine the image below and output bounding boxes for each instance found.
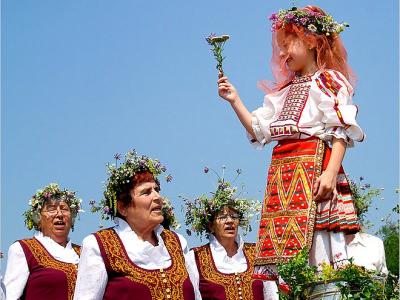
[91,149,172,221]
[205,33,230,77]
[183,167,261,238]
[277,250,387,300]
[269,7,349,36]
[23,183,83,231]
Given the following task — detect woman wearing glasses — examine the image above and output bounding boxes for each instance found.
[184,175,279,300]
[4,183,82,300]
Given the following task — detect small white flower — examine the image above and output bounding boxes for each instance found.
[307,24,318,32]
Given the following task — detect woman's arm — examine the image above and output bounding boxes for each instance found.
[313,137,346,201]
[218,76,256,139]
[73,235,108,300]
[4,242,29,300]
[177,234,202,300]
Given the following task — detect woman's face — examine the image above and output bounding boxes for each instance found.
[209,206,240,240]
[39,200,72,246]
[118,180,164,230]
[276,29,315,74]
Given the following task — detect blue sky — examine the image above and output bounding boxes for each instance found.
[1,0,398,272]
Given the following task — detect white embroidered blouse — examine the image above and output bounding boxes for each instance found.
[249,69,364,148]
[3,232,80,300]
[73,217,202,300]
[188,234,279,300]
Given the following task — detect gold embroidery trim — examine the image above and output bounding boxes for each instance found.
[195,243,257,300]
[20,238,78,300]
[96,229,190,300]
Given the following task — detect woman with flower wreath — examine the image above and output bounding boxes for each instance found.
[216,5,364,282]
[4,183,83,300]
[73,150,201,300]
[184,170,279,300]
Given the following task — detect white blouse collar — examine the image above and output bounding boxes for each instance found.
[209,233,244,257]
[34,231,73,249]
[114,217,166,253]
[348,232,367,247]
[33,231,79,264]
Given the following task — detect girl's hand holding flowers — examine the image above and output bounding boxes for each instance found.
[218,76,239,104]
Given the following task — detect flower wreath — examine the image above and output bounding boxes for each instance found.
[269,7,349,36]
[23,183,83,231]
[183,167,261,238]
[90,149,173,222]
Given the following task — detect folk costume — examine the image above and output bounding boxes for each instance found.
[4,232,80,300]
[250,69,364,279]
[73,217,200,300]
[190,234,279,300]
[184,173,279,299]
[4,183,82,300]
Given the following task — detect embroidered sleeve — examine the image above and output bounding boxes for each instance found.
[316,70,364,147]
[247,94,276,149]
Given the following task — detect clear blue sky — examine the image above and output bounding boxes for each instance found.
[1,0,398,272]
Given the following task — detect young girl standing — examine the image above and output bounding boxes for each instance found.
[217,5,364,280]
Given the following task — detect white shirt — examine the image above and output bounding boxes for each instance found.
[188,234,279,300]
[0,275,5,300]
[3,232,79,300]
[73,218,202,300]
[346,232,388,274]
[249,69,364,149]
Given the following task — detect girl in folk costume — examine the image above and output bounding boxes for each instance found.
[217,6,364,281]
[4,183,83,300]
[74,150,201,300]
[184,169,279,300]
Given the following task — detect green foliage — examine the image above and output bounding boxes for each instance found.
[334,260,385,299]
[384,273,400,300]
[376,206,399,276]
[349,177,381,228]
[277,249,317,299]
[277,250,389,299]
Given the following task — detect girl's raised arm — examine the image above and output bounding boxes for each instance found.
[217,76,256,139]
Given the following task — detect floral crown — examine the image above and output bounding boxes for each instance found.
[183,167,261,238]
[91,149,173,221]
[269,7,349,36]
[23,183,83,231]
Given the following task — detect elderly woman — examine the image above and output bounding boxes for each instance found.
[184,174,279,300]
[73,150,200,299]
[4,183,82,300]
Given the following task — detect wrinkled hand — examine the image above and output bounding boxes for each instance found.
[217,76,239,104]
[313,169,338,202]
